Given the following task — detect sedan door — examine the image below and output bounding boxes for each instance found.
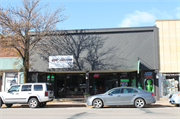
[120,88,137,105]
[104,88,121,105]
[3,85,20,103]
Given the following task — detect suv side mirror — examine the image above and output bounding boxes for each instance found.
[7,90,10,93]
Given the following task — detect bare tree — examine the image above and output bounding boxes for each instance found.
[0,0,67,82]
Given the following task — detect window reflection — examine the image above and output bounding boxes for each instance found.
[66,74,86,95]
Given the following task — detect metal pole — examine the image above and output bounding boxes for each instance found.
[85,71,89,93]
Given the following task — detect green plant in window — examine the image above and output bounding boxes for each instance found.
[83,92,90,95]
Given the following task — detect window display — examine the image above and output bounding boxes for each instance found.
[162,73,179,96]
[143,71,154,92]
[144,79,154,92]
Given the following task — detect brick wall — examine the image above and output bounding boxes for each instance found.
[0,47,20,57]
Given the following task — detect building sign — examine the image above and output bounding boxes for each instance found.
[49,55,73,68]
[144,72,153,78]
[93,74,99,78]
[120,79,129,82]
[163,73,179,76]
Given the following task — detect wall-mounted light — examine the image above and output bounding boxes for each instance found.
[156,74,159,79]
[86,71,89,80]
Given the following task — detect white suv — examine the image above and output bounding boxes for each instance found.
[0,83,55,108]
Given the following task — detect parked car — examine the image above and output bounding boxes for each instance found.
[169,92,180,107]
[0,83,55,108]
[86,87,156,108]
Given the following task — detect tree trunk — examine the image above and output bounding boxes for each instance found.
[23,66,28,83]
[23,57,29,83]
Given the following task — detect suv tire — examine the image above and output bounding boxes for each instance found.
[0,98,2,108]
[5,104,13,108]
[39,102,46,107]
[28,98,39,108]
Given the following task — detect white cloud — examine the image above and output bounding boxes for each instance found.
[176,7,180,18]
[118,10,156,27]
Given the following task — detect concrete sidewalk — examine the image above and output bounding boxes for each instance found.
[46,100,174,107]
[1,100,175,108]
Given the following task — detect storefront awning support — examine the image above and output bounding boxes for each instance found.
[137,60,140,74]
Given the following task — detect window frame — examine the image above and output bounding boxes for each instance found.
[21,85,32,91]
[34,85,43,91]
[122,88,138,93]
[8,85,20,92]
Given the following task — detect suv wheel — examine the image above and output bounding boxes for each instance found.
[39,102,46,107]
[28,98,39,108]
[0,99,2,108]
[5,104,13,108]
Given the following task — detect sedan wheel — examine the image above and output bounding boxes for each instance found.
[5,104,13,108]
[28,98,39,108]
[93,99,103,108]
[134,98,145,108]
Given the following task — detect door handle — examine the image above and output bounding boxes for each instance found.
[16,93,19,95]
[133,95,136,96]
[118,95,121,97]
[28,93,32,94]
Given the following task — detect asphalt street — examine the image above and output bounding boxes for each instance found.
[0,106,180,119]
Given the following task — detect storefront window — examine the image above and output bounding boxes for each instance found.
[105,73,118,92]
[38,73,46,82]
[5,72,18,91]
[27,72,37,83]
[131,73,136,87]
[162,73,179,96]
[66,74,86,95]
[120,73,129,87]
[56,74,65,97]
[143,71,154,92]
[91,73,118,95]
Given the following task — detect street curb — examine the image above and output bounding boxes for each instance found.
[1,103,175,108]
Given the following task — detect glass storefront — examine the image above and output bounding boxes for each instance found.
[90,73,118,95]
[162,73,180,96]
[27,71,147,98]
[66,74,86,95]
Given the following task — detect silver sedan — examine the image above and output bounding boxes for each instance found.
[86,87,156,108]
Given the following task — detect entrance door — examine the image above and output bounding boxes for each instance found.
[56,74,65,98]
[46,74,55,97]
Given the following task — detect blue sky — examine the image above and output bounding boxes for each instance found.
[1,0,180,30]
